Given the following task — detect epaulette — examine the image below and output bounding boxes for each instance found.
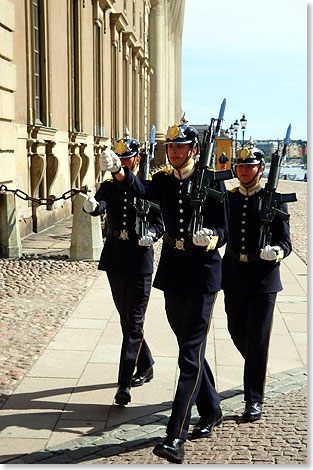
[156,168,173,175]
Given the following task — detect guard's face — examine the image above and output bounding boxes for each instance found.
[167,143,193,169]
[121,155,140,171]
[236,164,263,187]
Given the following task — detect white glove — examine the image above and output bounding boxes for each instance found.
[138,231,155,246]
[260,245,281,261]
[193,228,213,246]
[100,149,121,173]
[82,193,98,213]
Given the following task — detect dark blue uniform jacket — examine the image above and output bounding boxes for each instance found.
[117,167,229,294]
[222,187,292,295]
[89,179,164,275]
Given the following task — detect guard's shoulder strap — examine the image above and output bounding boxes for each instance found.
[155,168,173,176]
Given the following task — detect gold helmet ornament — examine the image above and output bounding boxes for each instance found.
[234,146,265,166]
[115,127,140,158]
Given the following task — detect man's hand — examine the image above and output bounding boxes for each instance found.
[82,193,98,213]
[138,231,155,246]
[260,245,282,261]
[193,228,218,250]
[193,228,213,246]
[100,149,121,173]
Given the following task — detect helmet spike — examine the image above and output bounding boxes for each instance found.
[180,112,188,125]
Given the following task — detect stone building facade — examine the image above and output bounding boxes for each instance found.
[0,0,185,237]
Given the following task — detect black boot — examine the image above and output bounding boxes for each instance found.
[192,406,223,439]
[153,435,185,463]
[131,366,154,387]
[242,402,262,421]
[114,386,131,406]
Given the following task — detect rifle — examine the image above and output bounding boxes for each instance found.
[187,98,234,237]
[255,124,297,248]
[134,125,161,239]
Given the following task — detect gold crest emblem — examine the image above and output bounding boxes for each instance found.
[117,140,126,155]
[169,124,179,140]
[239,148,250,160]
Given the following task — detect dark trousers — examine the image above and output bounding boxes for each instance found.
[164,291,220,441]
[224,292,277,403]
[107,272,154,388]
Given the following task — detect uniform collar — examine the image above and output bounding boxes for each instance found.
[173,159,195,180]
[238,182,262,196]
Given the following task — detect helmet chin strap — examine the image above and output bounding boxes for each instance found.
[239,164,263,187]
[167,144,196,170]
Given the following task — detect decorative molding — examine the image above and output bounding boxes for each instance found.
[46,141,59,206]
[133,45,144,60]
[122,31,136,46]
[94,136,110,182]
[79,143,89,186]
[110,12,128,32]
[99,0,115,9]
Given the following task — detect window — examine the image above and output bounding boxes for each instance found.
[95,23,104,136]
[133,1,136,29]
[71,1,81,131]
[33,0,41,122]
[31,0,49,126]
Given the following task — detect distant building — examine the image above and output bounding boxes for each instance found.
[254,140,279,156]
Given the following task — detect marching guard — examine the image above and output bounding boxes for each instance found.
[82,133,163,406]
[222,146,292,421]
[100,122,229,463]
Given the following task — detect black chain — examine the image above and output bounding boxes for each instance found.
[0,184,89,206]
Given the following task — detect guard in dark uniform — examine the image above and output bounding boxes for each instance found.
[100,122,229,463]
[83,133,163,406]
[222,146,292,421]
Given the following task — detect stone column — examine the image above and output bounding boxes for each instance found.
[149,0,166,141]
[0,192,22,258]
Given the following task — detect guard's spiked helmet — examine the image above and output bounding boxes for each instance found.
[234,146,265,181]
[115,128,140,158]
[234,147,265,166]
[165,124,199,150]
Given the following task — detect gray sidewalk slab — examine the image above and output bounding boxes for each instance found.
[0,219,307,463]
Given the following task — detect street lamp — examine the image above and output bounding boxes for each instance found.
[229,124,234,160]
[233,119,240,154]
[240,114,247,146]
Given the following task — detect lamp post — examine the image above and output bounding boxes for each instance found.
[240,114,247,146]
[229,124,234,160]
[233,119,240,154]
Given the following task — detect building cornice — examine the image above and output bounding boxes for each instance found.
[110,12,128,32]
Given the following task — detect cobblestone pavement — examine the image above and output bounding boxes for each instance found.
[7,369,306,464]
[0,256,99,405]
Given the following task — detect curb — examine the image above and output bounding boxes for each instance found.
[5,366,307,464]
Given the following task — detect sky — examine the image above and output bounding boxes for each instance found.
[181,0,307,141]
